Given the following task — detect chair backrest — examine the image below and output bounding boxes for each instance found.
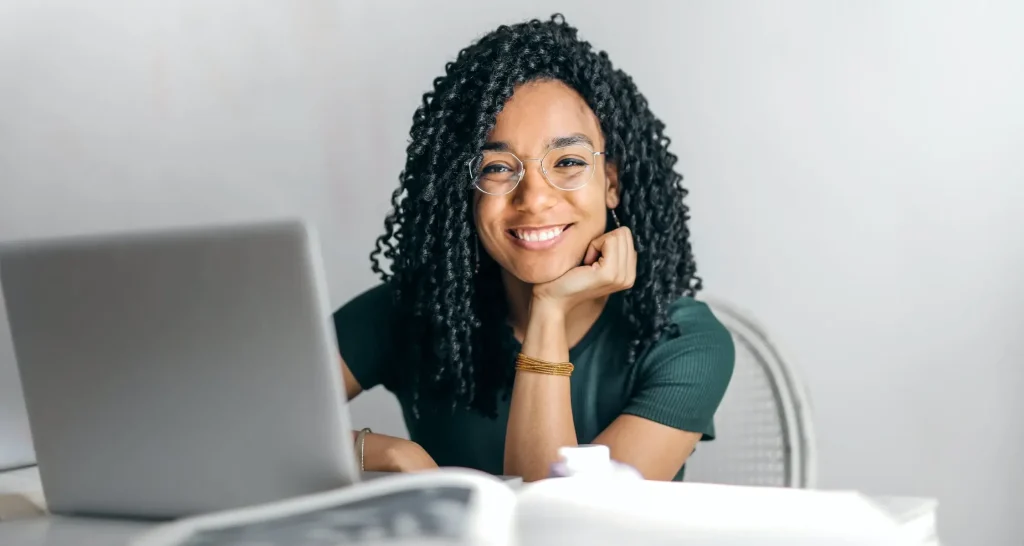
[684,298,817,488]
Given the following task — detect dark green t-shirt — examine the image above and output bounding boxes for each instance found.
[333,283,734,481]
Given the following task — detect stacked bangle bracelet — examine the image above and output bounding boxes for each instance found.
[515,352,574,377]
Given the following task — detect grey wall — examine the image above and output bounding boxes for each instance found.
[1,1,1022,544]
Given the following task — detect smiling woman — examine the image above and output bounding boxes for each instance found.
[332,14,734,482]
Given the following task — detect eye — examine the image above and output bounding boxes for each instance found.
[481,163,514,174]
[554,157,588,168]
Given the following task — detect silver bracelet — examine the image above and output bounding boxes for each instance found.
[356,427,372,472]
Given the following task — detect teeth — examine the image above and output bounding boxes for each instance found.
[514,226,565,242]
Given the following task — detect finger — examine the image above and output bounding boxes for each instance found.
[621,230,631,284]
[608,229,623,285]
[582,239,601,266]
[602,228,624,284]
[619,226,635,255]
[583,232,613,267]
[620,228,636,288]
[622,237,630,286]
[598,232,618,280]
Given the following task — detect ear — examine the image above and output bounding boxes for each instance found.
[604,162,620,209]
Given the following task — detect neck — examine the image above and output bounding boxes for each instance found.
[501,270,609,347]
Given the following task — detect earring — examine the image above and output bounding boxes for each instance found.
[474,236,480,274]
[610,208,621,229]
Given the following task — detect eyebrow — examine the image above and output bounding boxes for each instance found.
[482,133,595,153]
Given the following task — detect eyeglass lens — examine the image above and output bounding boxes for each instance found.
[470,145,597,195]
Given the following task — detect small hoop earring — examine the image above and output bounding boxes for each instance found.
[474,236,480,274]
[610,208,621,229]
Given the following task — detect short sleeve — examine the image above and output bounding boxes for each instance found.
[622,298,735,440]
[332,283,401,392]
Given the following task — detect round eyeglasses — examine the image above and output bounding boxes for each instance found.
[468,144,606,196]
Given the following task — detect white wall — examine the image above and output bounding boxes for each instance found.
[1,1,1021,544]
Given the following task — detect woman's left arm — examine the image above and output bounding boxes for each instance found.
[505,336,705,482]
[504,227,734,482]
[595,415,703,480]
[597,311,735,480]
[507,325,730,482]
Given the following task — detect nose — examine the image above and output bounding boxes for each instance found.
[511,160,557,213]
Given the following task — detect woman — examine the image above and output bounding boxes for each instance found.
[334,14,734,482]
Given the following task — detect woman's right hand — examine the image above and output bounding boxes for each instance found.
[361,433,439,473]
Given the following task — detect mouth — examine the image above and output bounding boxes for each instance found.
[505,224,573,250]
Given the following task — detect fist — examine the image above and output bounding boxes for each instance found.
[532,226,637,312]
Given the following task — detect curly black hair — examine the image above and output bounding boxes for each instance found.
[370,14,700,418]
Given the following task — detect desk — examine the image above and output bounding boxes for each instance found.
[0,467,523,546]
[0,517,152,546]
[1,466,148,545]
[2,466,938,546]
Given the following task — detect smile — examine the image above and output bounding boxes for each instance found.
[506,224,572,250]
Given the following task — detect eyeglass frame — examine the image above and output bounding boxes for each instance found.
[467,144,607,196]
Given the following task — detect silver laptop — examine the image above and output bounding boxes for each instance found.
[0,220,360,519]
[0,299,35,471]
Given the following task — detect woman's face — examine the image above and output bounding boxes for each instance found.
[473,80,619,285]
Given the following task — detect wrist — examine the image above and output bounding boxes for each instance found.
[522,297,570,362]
[529,295,569,321]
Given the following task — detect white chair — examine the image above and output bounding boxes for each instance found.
[684,298,818,488]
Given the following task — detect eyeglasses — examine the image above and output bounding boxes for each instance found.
[468,144,606,196]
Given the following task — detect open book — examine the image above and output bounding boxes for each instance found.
[123,468,938,546]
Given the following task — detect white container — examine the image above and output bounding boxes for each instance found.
[549,444,643,479]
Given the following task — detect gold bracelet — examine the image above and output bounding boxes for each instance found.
[515,353,574,377]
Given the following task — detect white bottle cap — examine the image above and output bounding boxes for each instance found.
[557,444,612,474]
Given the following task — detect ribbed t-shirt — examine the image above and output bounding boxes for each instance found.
[333,283,735,481]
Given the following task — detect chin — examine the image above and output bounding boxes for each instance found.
[514,272,563,285]
[508,262,576,285]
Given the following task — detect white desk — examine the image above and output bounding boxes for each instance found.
[2,466,938,546]
[0,466,145,545]
[0,467,526,546]
[0,517,151,546]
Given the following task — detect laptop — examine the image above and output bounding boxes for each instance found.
[0,303,35,472]
[0,220,360,519]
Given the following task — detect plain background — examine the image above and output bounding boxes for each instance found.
[1,1,1022,544]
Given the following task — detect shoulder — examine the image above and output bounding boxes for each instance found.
[333,282,397,322]
[332,283,402,391]
[640,296,735,371]
[622,296,735,437]
[669,296,730,337]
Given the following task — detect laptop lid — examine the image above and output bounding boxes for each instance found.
[0,294,35,471]
[0,219,359,518]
